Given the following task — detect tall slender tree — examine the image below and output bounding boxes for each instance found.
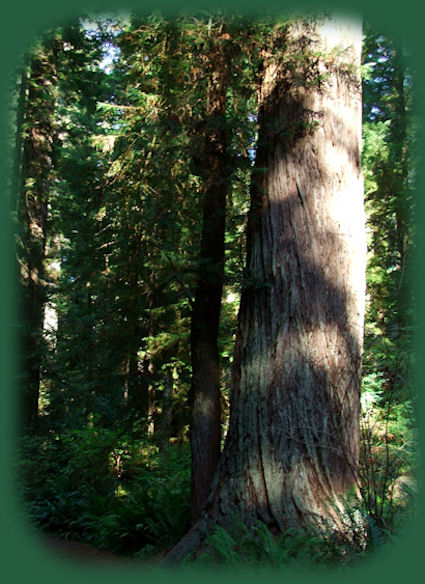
[189,20,233,523]
[16,34,59,433]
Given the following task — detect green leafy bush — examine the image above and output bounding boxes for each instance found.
[16,430,191,557]
[186,518,362,570]
[358,371,418,532]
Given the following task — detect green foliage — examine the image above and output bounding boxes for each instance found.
[12,11,417,568]
[186,516,374,570]
[357,26,417,541]
[17,431,191,557]
[361,26,414,404]
[358,384,418,532]
[184,484,417,571]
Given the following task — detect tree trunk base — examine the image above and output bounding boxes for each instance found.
[158,519,208,568]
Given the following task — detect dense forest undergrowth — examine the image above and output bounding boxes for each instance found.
[11,9,418,570]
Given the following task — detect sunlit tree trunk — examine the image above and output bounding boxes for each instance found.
[17,42,58,433]
[163,16,365,564]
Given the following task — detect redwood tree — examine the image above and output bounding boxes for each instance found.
[190,23,232,523]
[163,15,366,564]
[16,36,59,433]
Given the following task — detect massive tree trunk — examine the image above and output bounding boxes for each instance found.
[163,16,365,564]
[17,43,58,433]
[190,34,231,522]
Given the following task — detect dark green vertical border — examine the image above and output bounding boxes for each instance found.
[1,1,423,583]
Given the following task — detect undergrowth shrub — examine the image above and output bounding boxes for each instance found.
[16,429,191,557]
[184,504,402,572]
[16,347,417,567]
[358,372,418,533]
[184,518,363,571]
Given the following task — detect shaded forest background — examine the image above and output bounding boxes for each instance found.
[6,8,419,568]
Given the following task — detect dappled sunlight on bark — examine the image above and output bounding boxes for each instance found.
[162,15,365,565]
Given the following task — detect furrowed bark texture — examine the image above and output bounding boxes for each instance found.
[190,40,230,522]
[212,17,365,531]
[163,17,365,565]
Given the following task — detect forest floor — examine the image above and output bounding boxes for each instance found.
[40,535,161,568]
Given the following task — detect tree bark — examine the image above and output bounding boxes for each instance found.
[163,16,365,565]
[189,35,231,522]
[17,43,58,433]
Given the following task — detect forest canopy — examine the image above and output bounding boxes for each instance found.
[8,8,418,569]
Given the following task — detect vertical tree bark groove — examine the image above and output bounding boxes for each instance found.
[190,37,231,523]
[163,17,365,565]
